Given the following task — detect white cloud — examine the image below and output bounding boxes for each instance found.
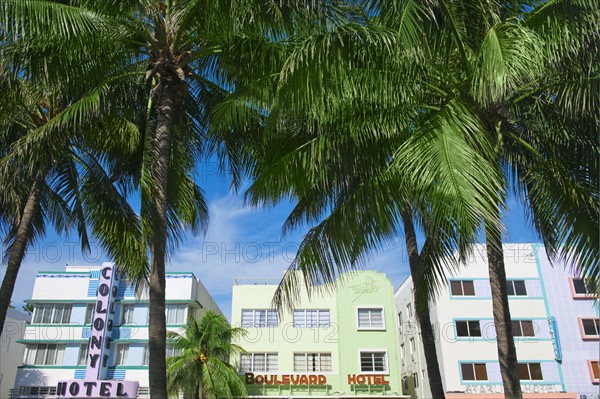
[169,193,413,319]
[3,192,411,320]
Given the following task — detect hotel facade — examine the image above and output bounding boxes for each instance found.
[395,243,599,399]
[10,263,220,399]
[231,270,408,398]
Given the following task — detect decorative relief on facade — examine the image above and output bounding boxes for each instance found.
[349,277,380,302]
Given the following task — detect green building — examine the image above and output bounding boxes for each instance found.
[231,270,407,398]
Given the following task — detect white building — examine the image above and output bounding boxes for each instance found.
[1,308,30,399]
[11,263,220,399]
[395,243,599,399]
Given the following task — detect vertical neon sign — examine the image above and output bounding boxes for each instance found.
[57,263,139,398]
[86,264,116,379]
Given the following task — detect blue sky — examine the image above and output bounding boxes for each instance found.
[2,160,538,321]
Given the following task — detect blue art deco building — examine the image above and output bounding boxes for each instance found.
[11,264,220,399]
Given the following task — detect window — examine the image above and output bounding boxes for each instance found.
[357,308,384,329]
[142,346,149,366]
[114,344,129,366]
[400,344,404,358]
[518,363,543,380]
[409,338,415,354]
[25,344,65,365]
[413,372,419,388]
[406,304,412,318]
[84,304,94,325]
[507,280,527,296]
[450,281,475,296]
[240,353,278,372]
[573,278,590,294]
[144,344,182,365]
[589,360,599,383]
[241,309,279,328]
[402,376,408,391]
[461,363,488,381]
[456,321,482,337]
[398,312,403,328]
[293,310,330,328]
[78,344,89,366]
[32,304,72,324]
[580,318,600,338]
[166,344,183,359]
[571,278,594,297]
[512,320,535,337]
[166,304,186,325]
[360,351,387,373]
[121,304,135,325]
[293,353,332,372]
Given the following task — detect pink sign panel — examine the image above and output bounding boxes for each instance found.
[86,264,116,380]
[56,380,138,398]
[57,263,139,398]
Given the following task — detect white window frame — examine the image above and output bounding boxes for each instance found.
[121,304,135,325]
[166,304,187,325]
[356,307,386,330]
[455,320,482,337]
[409,338,415,354]
[406,303,412,318]
[461,362,488,381]
[358,350,388,374]
[142,345,149,366]
[25,344,65,365]
[293,309,330,328]
[240,353,278,372]
[518,362,544,381]
[78,344,89,366]
[241,309,279,328]
[506,280,527,296]
[84,304,94,325]
[32,304,72,324]
[114,344,129,366]
[144,344,182,365]
[512,320,535,337]
[450,280,476,296]
[293,352,332,372]
[166,344,183,359]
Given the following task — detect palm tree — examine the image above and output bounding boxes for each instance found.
[392,1,599,397]
[1,1,324,396]
[220,5,500,399]
[229,1,598,398]
[166,311,247,399]
[0,71,144,336]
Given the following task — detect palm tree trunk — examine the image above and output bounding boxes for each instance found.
[401,210,446,399]
[0,174,44,335]
[148,81,178,399]
[485,205,522,399]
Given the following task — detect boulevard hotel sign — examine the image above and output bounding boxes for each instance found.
[245,373,390,386]
[57,264,139,398]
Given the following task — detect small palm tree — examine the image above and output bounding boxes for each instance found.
[166,311,247,399]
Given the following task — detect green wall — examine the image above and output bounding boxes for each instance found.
[232,270,403,397]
